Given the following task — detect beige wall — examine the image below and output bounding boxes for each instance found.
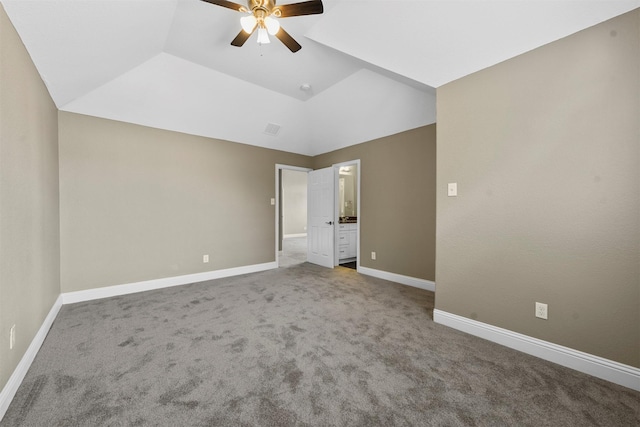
[59,112,312,292]
[0,6,60,390]
[314,125,437,281]
[436,10,639,367]
[58,116,436,292]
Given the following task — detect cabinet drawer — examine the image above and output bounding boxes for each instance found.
[338,223,357,231]
[338,234,348,244]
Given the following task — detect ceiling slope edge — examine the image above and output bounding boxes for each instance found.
[306,68,436,156]
[61,53,316,155]
[305,0,640,89]
[62,53,434,156]
[1,0,178,107]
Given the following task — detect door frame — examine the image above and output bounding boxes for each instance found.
[333,159,361,269]
[275,164,312,267]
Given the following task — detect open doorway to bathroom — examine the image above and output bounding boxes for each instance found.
[277,167,309,267]
[336,161,359,270]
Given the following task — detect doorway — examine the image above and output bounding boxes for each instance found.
[334,160,360,270]
[276,161,360,271]
[276,165,311,267]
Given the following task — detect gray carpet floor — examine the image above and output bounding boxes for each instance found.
[2,263,639,426]
[278,237,308,268]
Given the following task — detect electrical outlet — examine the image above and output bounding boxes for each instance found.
[371,251,376,260]
[10,324,15,350]
[535,302,548,320]
[203,254,209,263]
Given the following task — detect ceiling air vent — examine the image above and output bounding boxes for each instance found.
[264,123,281,136]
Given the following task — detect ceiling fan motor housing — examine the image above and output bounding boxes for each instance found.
[248,0,280,18]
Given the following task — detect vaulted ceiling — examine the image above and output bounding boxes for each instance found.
[3,0,638,155]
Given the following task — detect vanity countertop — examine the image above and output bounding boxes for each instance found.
[339,217,357,224]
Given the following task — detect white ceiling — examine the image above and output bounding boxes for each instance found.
[3,0,638,156]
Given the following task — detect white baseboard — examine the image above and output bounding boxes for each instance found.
[358,266,435,292]
[433,309,640,391]
[283,233,307,239]
[0,295,63,421]
[62,262,278,304]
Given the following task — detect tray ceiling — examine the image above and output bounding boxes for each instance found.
[2,0,637,155]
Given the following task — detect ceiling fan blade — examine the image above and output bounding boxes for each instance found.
[200,0,247,12]
[274,27,302,52]
[276,0,323,18]
[231,28,254,47]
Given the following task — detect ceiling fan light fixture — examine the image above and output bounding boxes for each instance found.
[240,14,257,33]
[257,27,270,44]
[264,16,280,35]
[201,0,323,52]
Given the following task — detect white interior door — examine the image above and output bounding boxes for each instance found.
[307,167,335,268]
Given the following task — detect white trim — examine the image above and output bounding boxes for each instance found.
[0,295,63,421]
[358,266,436,292]
[62,262,277,304]
[433,309,640,392]
[283,233,307,239]
[275,164,312,173]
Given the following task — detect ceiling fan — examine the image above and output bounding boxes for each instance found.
[201,0,323,52]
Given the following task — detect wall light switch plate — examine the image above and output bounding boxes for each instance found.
[203,254,209,263]
[448,183,458,197]
[270,198,275,205]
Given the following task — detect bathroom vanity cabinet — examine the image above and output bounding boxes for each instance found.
[338,223,357,261]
